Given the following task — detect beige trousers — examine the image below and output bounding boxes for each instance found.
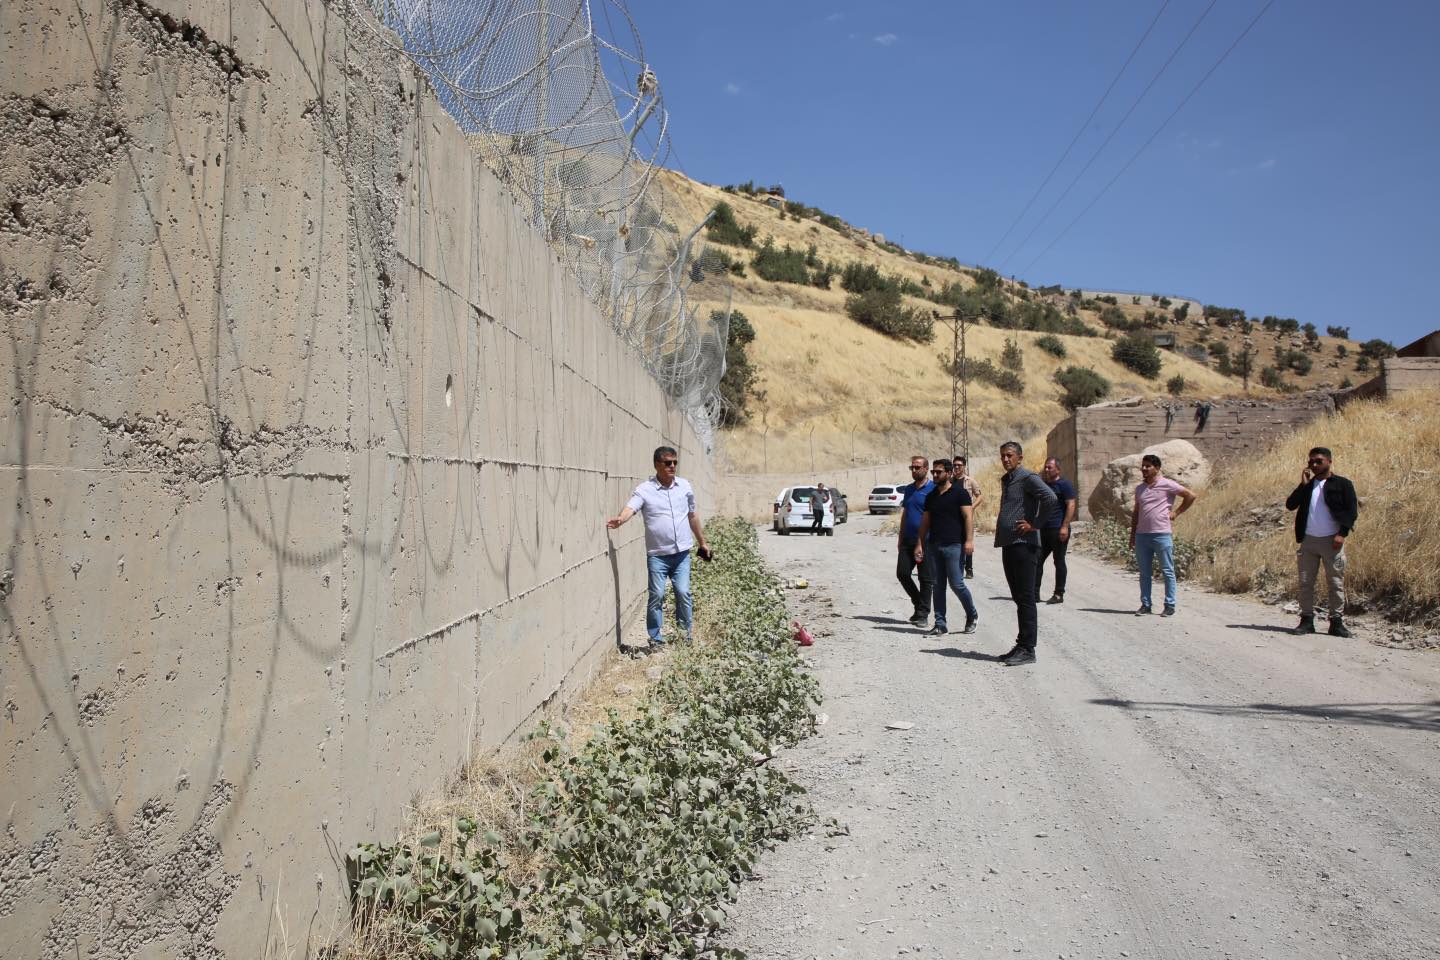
[1297,534,1346,618]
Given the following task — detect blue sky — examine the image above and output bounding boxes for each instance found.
[624,0,1439,347]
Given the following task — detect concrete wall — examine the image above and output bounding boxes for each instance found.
[0,1,712,956]
[1332,356,1440,408]
[1045,397,1333,519]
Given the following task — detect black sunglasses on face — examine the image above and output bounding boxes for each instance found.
[658,459,678,466]
[931,468,946,474]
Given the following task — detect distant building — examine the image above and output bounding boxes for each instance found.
[762,193,784,209]
[1397,330,1440,358]
[1151,331,1177,350]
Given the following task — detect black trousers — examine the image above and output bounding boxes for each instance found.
[1002,542,1040,650]
[897,539,936,617]
[1035,528,1069,599]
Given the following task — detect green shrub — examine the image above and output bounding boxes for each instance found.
[707,201,757,248]
[1356,356,1371,372]
[1111,332,1163,378]
[1260,365,1286,388]
[1359,338,1395,360]
[845,287,933,341]
[1207,341,1230,358]
[1099,305,1141,332]
[839,261,890,294]
[942,355,1024,395]
[1326,325,1350,339]
[751,241,812,284]
[1001,337,1024,372]
[1216,354,1234,377]
[348,521,821,960]
[1054,365,1110,410]
[1166,374,1187,396]
[719,309,763,427]
[1035,334,1067,358]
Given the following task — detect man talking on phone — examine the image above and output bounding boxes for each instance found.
[1285,446,1358,637]
[993,441,1058,666]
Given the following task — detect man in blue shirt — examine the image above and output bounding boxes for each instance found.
[896,456,936,626]
[1036,457,1078,604]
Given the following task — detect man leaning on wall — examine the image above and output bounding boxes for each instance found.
[607,446,711,655]
[1285,446,1358,638]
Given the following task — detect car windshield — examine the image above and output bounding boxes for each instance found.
[790,487,816,502]
[870,486,895,495]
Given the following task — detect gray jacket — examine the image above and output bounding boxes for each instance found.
[994,466,1058,548]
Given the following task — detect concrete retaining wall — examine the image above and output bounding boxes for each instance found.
[1045,397,1333,519]
[0,1,711,956]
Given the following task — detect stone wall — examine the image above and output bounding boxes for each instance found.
[0,1,712,956]
[1045,397,1333,519]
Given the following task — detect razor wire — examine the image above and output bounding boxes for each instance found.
[358,0,730,446]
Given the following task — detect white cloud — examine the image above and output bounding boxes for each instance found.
[723,82,741,95]
[873,32,898,46]
[825,11,843,22]
[1258,157,1277,170]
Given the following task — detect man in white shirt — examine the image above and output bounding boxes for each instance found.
[1284,446,1359,636]
[607,446,711,652]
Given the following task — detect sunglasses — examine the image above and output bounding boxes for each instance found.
[931,468,947,474]
[658,459,678,466]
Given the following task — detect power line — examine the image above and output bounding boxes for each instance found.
[980,0,1173,266]
[1020,0,1278,277]
[997,0,1221,272]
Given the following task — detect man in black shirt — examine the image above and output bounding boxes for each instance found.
[914,459,978,637]
[994,441,1058,666]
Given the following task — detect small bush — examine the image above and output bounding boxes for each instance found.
[1260,365,1286,389]
[718,309,763,426]
[751,241,812,284]
[1166,374,1187,396]
[839,261,890,294]
[1001,337,1024,372]
[1326,325,1350,339]
[1359,338,1396,360]
[1208,340,1230,358]
[1054,365,1110,410]
[943,355,1024,395]
[1035,334,1067,358]
[1111,332,1163,378]
[1216,355,1234,377]
[1356,356,1371,372]
[707,201,757,248]
[845,287,933,342]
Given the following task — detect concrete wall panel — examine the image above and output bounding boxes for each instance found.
[2,0,716,955]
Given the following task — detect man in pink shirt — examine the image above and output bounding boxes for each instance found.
[1127,453,1197,617]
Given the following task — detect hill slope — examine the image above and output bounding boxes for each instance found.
[655,170,1376,472]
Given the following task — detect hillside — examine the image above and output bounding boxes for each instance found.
[655,170,1382,472]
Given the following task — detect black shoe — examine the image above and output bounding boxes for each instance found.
[1294,616,1316,635]
[962,618,978,635]
[1136,604,1152,616]
[1002,648,1037,666]
[1161,605,1176,617]
[908,612,927,626]
[996,644,1021,662]
[925,624,948,636]
[1329,618,1352,638]
[1045,594,1064,605]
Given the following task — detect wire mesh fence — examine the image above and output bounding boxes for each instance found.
[357,0,729,446]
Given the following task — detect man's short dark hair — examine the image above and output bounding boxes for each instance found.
[933,458,953,473]
[1044,457,1060,470]
[653,445,678,462]
[953,455,967,466]
[910,455,929,467]
[1000,441,1022,456]
[1309,446,1332,460]
[1142,453,1162,469]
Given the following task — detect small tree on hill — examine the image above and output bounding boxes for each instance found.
[717,309,764,426]
[1035,334,1067,358]
[707,201,757,248]
[1111,332,1163,378]
[1001,337,1024,372]
[1326,325,1350,339]
[1166,374,1187,396]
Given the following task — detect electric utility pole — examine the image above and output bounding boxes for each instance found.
[933,311,973,460]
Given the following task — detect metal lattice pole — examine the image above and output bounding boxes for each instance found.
[934,311,971,460]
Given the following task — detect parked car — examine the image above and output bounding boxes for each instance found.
[776,486,835,536]
[775,485,847,527]
[868,484,904,514]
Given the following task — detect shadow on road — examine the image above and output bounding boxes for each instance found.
[1088,697,1440,732]
[1078,607,1141,615]
[853,614,910,625]
[1225,623,1300,635]
[920,647,1005,663]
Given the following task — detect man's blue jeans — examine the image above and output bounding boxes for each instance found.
[1135,532,1177,608]
[931,543,978,630]
[646,551,693,644]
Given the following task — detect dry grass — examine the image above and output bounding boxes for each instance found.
[1180,390,1440,621]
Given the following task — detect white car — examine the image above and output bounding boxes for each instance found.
[868,484,904,514]
[775,486,835,536]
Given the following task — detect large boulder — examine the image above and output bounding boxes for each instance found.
[1089,439,1211,522]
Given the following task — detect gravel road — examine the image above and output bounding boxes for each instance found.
[722,514,1440,960]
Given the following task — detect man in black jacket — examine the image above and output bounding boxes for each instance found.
[993,441,1058,665]
[1284,446,1359,637]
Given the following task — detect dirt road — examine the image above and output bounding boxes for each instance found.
[722,514,1440,960]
